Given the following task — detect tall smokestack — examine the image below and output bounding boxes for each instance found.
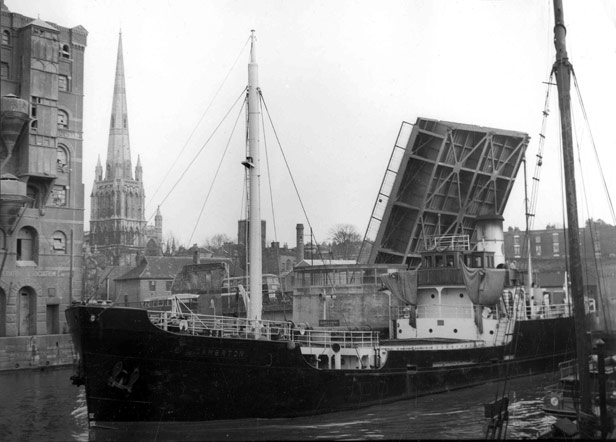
[296,224,305,261]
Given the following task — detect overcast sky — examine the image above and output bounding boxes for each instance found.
[9,0,616,247]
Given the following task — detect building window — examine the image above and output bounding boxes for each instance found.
[51,185,67,206]
[149,281,156,291]
[58,75,68,91]
[1,30,9,45]
[0,62,8,79]
[552,233,560,255]
[52,231,67,254]
[58,110,69,128]
[535,244,542,256]
[166,281,172,291]
[61,44,70,59]
[57,146,68,172]
[16,226,37,263]
[513,235,520,257]
[535,235,541,244]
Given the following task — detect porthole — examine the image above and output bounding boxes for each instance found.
[459,293,464,298]
[453,329,458,333]
[431,294,435,299]
[429,328,433,333]
[489,330,494,335]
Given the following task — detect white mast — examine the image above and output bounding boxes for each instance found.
[246,30,262,322]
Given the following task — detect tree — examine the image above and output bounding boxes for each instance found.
[328,224,362,260]
[203,233,233,252]
[329,224,361,244]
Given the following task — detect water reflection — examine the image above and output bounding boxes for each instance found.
[0,367,88,442]
[0,367,557,441]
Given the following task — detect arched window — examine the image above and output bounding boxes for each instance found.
[57,146,69,172]
[57,110,68,128]
[17,226,37,263]
[61,43,70,59]
[52,231,67,254]
[2,30,10,45]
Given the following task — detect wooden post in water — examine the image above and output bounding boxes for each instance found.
[552,0,592,423]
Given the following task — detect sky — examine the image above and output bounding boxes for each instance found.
[8,0,616,247]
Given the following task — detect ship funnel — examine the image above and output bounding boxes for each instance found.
[474,215,505,267]
[0,95,30,171]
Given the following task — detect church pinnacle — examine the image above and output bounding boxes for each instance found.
[105,31,132,180]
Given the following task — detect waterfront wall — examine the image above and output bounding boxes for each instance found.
[0,334,75,371]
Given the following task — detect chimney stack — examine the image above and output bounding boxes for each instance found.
[296,224,305,261]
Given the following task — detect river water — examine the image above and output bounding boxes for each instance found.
[0,367,557,441]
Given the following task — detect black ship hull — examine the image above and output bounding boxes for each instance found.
[67,304,577,424]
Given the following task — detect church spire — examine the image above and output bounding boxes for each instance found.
[95,155,103,181]
[105,31,132,180]
[135,154,142,181]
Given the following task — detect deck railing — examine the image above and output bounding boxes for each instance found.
[148,310,294,340]
[148,310,380,348]
[292,328,379,350]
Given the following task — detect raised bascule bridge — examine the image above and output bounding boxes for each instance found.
[357,117,530,268]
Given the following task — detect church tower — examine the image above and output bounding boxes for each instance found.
[89,32,147,265]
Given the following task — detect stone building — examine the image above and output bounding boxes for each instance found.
[0,1,87,369]
[504,221,616,332]
[89,32,162,266]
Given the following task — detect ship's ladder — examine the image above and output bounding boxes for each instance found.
[494,287,524,346]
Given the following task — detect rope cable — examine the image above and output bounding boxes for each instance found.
[147,88,247,224]
[259,94,325,258]
[187,96,247,246]
[146,35,251,215]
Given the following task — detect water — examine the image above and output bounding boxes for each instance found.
[0,367,557,441]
